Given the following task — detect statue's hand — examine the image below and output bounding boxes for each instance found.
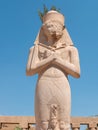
[52,51,60,60]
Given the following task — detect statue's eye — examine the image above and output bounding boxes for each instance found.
[47,24,54,28]
[46,25,49,28]
[47,25,51,28]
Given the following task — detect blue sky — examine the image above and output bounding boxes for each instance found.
[0,0,98,117]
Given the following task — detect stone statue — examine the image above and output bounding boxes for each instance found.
[26,10,80,130]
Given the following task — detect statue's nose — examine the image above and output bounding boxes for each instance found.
[52,30,56,33]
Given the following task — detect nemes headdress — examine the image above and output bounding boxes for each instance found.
[34,10,73,46]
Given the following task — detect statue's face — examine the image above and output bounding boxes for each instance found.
[50,119,58,128]
[41,122,48,130]
[43,20,63,39]
[59,121,66,130]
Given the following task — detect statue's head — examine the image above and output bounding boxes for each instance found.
[42,11,65,40]
[35,10,73,47]
[50,118,58,129]
[59,121,66,130]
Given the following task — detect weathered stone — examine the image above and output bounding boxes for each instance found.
[0,116,98,130]
[26,10,80,130]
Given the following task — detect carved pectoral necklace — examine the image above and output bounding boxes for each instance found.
[38,43,65,60]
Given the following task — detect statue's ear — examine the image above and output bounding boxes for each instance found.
[62,28,73,46]
[34,27,48,45]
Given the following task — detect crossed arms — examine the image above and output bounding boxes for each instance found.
[26,44,80,78]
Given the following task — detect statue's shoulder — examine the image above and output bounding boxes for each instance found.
[66,45,78,52]
[30,46,34,50]
[29,44,38,52]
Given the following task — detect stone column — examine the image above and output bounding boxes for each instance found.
[0,123,2,129]
[29,125,36,130]
[20,122,28,130]
[88,123,97,130]
[71,123,80,130]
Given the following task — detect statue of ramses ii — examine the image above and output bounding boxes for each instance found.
[26,10,80,130]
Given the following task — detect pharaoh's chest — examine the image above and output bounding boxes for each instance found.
[38,45,70,61]
[38,45,52,60]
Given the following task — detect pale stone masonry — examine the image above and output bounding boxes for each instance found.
[0,116,98,130]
